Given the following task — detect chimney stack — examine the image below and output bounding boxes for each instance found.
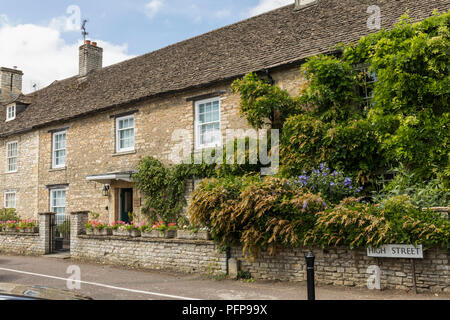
[79,40,103,77]
[294,0,317,10]
[0,67,23,103]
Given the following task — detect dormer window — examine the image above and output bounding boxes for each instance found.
[6,104,16,121]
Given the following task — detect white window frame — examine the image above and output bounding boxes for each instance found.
[194,97,222,150]
[50,188,67,218]
[6,141,18,173]
[4,190,17,209]
[6,104,16,121]
[52,130,66,169]
[116,115,135,153]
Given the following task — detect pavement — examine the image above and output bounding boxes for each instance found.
[0,254,448,300]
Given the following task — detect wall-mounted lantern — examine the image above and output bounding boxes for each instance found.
[102,185,110,197]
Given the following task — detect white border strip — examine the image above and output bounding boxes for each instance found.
[0,267,199,300]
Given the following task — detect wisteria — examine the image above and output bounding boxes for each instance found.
[293,164,364,204]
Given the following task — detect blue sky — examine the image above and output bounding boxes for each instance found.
[0,0,293,92]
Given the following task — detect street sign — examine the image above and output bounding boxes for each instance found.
[367,244,423,259]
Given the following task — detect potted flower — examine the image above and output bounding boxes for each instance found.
[5,221,18,233]
[93,221,111,236]
[18,221,27,233]
[25,220,39,233]
[177,226,211,240]
[155,222,177,239]
[120,222,141,238]
[85,221,94,235]
[141,223,161,238]
[110,221,127,236]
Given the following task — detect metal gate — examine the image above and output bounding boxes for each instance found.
[50,214,71,252]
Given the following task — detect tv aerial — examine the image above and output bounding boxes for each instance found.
[81,19,89,41]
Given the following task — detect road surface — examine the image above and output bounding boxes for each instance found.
[0,254,448,300]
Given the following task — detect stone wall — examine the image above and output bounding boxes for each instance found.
[0,232,42,256]
[231,247,449,293]
[71,235,227,275]
[0,213,56,256]
[69,213,449,293]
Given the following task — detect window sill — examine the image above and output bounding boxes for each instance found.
[4,171,18,175]
[112,150,136,157]
[49,167,67,172]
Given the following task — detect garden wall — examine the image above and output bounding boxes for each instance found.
[70,212,449,293]
[0,213,54,256]
[231,246,449,293]
[71,235,227,275]
[0,232,42,255]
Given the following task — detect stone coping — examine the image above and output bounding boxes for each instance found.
[78,234,215,245]
[0,232,40,237]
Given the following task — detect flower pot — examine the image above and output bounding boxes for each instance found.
[86,228,94,235]
[177,230,196,240]
[112,229,126,236]
[126,229,141,238]
[195,231,211,241]
[142,230,161,238]
[100,229,112,236]
[24,227,38,234]
[164,230,177,239]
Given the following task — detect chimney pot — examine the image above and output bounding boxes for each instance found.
[85,40,91,45]
[92,42,97,47]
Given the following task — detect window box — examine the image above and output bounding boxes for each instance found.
[177,230,211,240]
[141,230,161,238]
[93,228,112,236]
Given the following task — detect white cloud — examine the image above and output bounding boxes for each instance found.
[248,0,293,17]
[145,0,164,19]
[215,9,231,19]
[0,16,134,93]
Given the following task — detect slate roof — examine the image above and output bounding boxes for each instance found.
[1,0,448,137]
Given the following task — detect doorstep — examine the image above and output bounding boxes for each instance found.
[43,253,71,260]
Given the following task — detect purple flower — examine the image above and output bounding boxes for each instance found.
[332,170,339,177]
[344,178,352,187]
[302,201,308,211]
[330,182,335,187]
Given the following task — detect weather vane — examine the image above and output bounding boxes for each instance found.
[81,19,89,41]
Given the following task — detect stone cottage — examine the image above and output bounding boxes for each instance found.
[1,0,448,225]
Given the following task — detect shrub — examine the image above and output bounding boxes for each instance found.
[189,175,326,257]
[373,166,450,208]
[57,220,70,235]
[305,196,450,249]
[0,208,20,222]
